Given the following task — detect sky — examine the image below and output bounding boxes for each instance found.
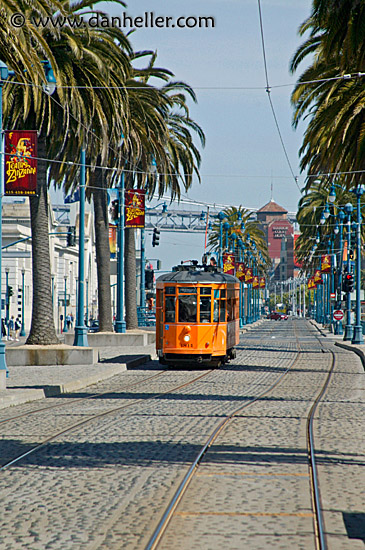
[57,0,314,271]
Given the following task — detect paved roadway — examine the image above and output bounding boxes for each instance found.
[0,319,363,549]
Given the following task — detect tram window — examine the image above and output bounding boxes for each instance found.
[200,297,211,323]
[227,298,233,321]
[213,298,219,322]
[165,287,176,295]
[200,287,212,295]
[219,299,226,322]
[178,287,197,294]
[220,289,226,298]
[214,289,219,299]
[178,295,197,322]
[165,296,176,322]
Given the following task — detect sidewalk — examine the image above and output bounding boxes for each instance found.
[310,319,365,370]
[0,338,156,411]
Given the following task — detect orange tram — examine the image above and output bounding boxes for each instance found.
[155,261,240,367]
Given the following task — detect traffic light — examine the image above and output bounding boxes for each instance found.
[152,228,160,247]
[110,199,119,221]
[343,272,354,293]
[67,226,76,246]
[7,286,13,298]
[145,270,154,290]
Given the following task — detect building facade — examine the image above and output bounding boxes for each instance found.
[1,197,98,335]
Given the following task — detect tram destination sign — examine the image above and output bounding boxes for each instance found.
[333,310,344,321]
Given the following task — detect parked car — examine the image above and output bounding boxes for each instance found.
[268,311,288,320]
[88,320,99,333]
[268,311,281,320]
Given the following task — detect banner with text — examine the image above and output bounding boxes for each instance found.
[235,262,246,281]
[125,189,146,228]
[223,253,235,275]
[245,267,253,284]
[5,130,37,195]
[321,254,331,273]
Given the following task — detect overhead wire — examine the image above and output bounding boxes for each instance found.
[257,0,301,193]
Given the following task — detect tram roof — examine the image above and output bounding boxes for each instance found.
[156,268,239,284]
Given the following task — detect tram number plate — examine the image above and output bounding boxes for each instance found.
[333,310,344,321]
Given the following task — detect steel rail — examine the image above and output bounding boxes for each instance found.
[306,348,336,550]
[145,324,302,550]
[0,344,264,426]
[0,369,167,425]
[0,369,216,471]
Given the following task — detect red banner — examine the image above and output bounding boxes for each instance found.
[308,277,316,290]
[5,130,37,195]
[223,253,235,275]
[314,269,323,285]
[252,275,259,289]
[109,225,116,258]
[259,276,266,289]
[125,189,146,228]
[235,262,246,281]
[245,267,253,284]
[321,254,331,274]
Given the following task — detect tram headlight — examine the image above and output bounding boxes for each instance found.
[183,334,191,342]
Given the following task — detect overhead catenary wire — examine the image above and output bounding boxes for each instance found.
[257,0,301,193]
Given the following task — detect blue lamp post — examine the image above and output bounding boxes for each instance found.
[0,61,9,378]
[238,238,245,327]
[140,227,145,310]
[223,221,230,251]
[352,186,364,344]
[334,210,345,335]
[218,212,225,268]
[115,169,126,333]
[20,268,26,337]
[73,148,88,346]
[5,267,9,329]
[63,275,68,333]
[344,202,354,341]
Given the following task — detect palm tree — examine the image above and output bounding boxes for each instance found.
[290,0,365,189]
[1,0,131,342]
[208,206,270,271]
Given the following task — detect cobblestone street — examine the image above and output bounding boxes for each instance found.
[0,320,363,549]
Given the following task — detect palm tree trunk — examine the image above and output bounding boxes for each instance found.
[93,166,113,332]
[125,227,138,329]
[26,136,59,345]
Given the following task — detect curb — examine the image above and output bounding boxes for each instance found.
[334,342,365,371]
[0,354,152,409]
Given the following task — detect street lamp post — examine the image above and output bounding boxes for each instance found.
[334,210,345,335]
[115,170,126,333]
[344,203,354,341]
[73,148,88,346]
[0,62,9,381]
[63,276,68,333]
[140,228,146,310]
[20,269,25,337]
[352,186,364,344]
[5,267,9,329]
[218,212,225,268]
[86,279,89,327]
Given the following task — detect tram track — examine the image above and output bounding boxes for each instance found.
[0,340,268,429]
[145,322,335,550]
[0,368,218,470]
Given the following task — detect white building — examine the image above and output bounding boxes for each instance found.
[1,196,98,334]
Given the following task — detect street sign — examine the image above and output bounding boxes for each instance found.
[330,293,336,299]
[333,310,344,321]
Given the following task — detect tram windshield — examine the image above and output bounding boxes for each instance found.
[178,294,197,323]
